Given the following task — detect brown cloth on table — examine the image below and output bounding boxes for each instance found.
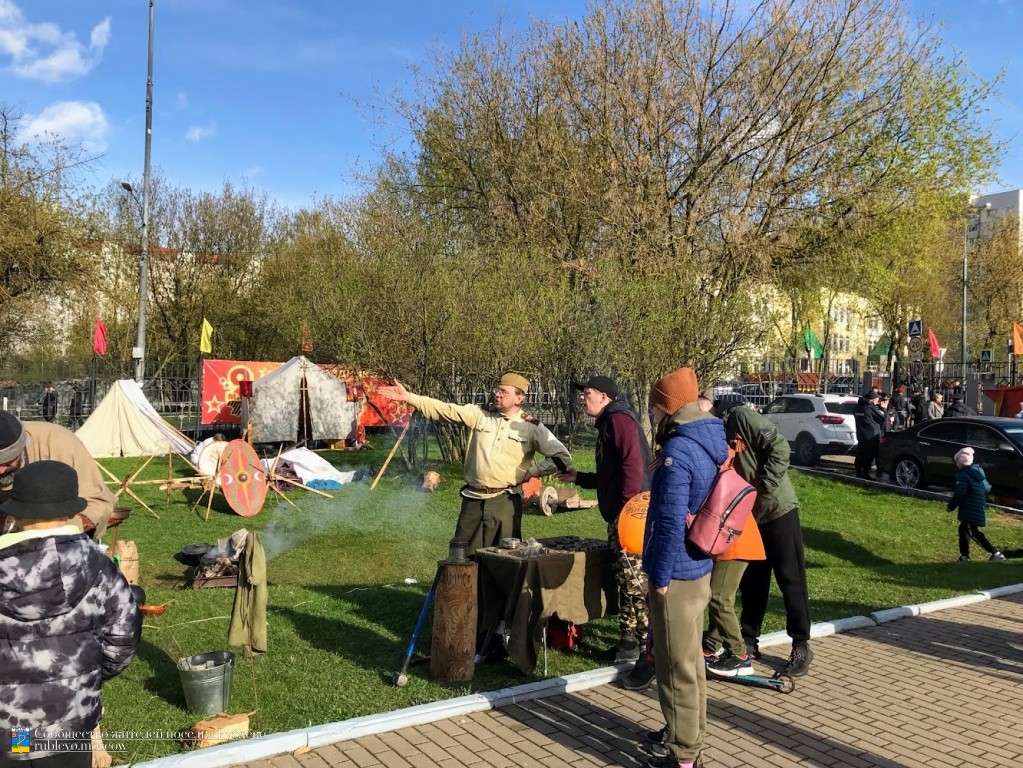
[477,542,618,674]
[228,532,267,655]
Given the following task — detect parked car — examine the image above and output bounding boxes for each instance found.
[735,381,797,408]
[762,393,859,466]
[878,417,1023,496]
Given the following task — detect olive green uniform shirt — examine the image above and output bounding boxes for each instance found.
[406,394,571,499]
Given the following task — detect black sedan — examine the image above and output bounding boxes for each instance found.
[878,417,1023,497]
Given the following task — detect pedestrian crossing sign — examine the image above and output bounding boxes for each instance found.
[981,349,992,364]
[907,319,922,337]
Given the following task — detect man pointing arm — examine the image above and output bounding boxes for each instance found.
[377,373,571,555]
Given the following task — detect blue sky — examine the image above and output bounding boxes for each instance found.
[0,0,1020,209]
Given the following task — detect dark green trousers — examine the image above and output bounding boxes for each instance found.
[456,493,522,555]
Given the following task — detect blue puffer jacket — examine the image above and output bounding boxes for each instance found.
[643,404,730,588]
[947,463,991,526]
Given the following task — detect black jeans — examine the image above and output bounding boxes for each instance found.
[959,522,996,557]
[740,508,812,649]
[854,437,880,477]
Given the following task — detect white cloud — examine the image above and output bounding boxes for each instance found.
[185,123,217,142]
[176,91,189,109]
[23,100,110,153]
[241,165,263,178]
[0,1,110,83]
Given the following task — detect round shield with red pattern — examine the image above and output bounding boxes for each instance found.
[218,440,267,517]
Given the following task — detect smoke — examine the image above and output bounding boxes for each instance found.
[260,480,430,561]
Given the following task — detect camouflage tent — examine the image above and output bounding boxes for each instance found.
[245,356,358,443]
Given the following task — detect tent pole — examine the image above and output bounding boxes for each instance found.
[193,354,203,443]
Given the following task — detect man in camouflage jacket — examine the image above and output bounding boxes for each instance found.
[0,461,141,766]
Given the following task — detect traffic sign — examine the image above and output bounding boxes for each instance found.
[908,337,922,354]
[981,349,992,364]
[908,319,922,337]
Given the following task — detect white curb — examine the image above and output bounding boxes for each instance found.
[976,583,1023,598]
[809,615,875,637]
[130,580,1023,768]
[911,593,989,615]
[870,605,920,624]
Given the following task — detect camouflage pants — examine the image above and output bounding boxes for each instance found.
[609,520,649,641]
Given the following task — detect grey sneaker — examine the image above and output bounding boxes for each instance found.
[958,555,972,562]
[783,645,813,677]
[990,551,1007,561]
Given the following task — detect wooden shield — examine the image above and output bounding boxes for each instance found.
[218,440,267,517]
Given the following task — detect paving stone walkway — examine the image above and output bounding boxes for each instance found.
[236,591,1023,768]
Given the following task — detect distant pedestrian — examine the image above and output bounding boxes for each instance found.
[853,390,886,479]
[910,389,929,425]
[40,385,57,422]
[889,386,910,429]
[947,447,1005,562]
[927,392,944,420]
[944,393,976,418]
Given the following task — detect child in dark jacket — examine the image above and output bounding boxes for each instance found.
[0,461,141,766]
[947,447,1005,562]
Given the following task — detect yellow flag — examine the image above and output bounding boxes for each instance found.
[199,318,214,354]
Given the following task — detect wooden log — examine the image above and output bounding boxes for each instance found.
[429,561,477,683]
[181,712,250,749]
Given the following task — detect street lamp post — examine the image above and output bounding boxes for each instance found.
[961,201,992,368]
[130,0,156,385]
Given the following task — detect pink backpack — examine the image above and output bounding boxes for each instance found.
[686,454,757,556]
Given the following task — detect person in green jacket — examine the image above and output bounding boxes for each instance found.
[714,399,813,677]
[947,447,1005,562]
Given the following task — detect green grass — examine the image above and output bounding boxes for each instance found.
[95,441,1023,763]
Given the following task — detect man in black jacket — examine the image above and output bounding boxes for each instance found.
[889,386,910,430]
[944,393,977,417]
[853,390,887,479]
[0,461,141,766]
[559,375,650,664]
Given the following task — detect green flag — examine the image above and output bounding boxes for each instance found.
[802,324,823,359]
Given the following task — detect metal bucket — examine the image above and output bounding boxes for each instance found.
[177,651,234,714]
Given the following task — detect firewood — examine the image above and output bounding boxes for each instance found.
[181,713,249,749]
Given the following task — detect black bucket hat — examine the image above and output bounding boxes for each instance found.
[0,460,87,520]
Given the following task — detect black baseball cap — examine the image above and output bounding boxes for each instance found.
[574,376,620,400]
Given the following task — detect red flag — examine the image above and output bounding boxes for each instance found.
[1013,322,1023,355]
[92,319,108,356]
[927,327,940,359]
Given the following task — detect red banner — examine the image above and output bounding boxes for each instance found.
[92,319,108,356]
[200,359,410,428]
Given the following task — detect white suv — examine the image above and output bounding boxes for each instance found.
[762,394,859,466]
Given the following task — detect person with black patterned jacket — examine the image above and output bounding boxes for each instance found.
[0,461,141,767]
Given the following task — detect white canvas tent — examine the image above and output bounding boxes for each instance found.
[76,379,194,458]
[246,355,358,443]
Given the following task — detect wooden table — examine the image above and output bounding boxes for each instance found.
[476,537,618,674]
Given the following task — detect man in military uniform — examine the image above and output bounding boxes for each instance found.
[377,373,571,554]
[0,412,115,538]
